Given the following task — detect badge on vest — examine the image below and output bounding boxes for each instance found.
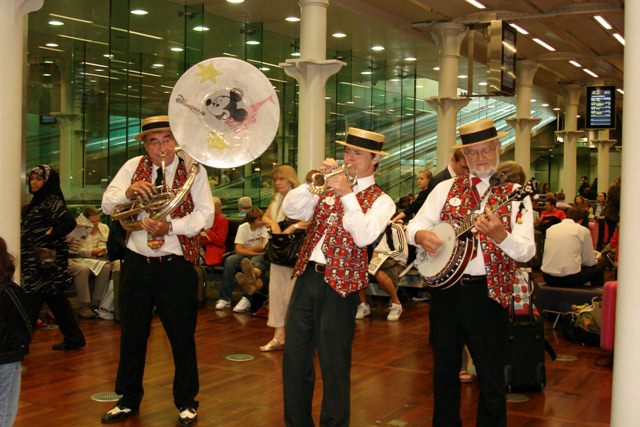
[324,196,336,207]
[449,197,461,207]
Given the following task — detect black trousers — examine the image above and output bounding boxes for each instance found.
[283,263,359,427]
[429,276,508,427]
[543,264,605,288]
[115,250,199,411]
[24,291,85,346]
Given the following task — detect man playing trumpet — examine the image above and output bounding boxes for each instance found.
[101,115,213,426]
[282,127,396,427]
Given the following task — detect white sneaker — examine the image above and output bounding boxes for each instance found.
[233,296,251,313]
[387,303,403,321]
[355,303,371,319]
[215,299,231,310]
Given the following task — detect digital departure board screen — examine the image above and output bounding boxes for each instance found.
[586,85,616,129]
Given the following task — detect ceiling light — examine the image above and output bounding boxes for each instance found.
[48,20,64,26]
[478,81,487,86]
[390,78,400,82]
[594,16,612,30]
[226,0,244,3]
[42,73,51,77]
[94,68,104,72]
[583,68,599,78]
[332,32,347,38]
[44,60,54,64]
[291,52,300,57]
[531,99,536,103]
[613,33,625,46]
[465,0,486,9]
[151,63,164,68]
[577,115,581,118]
[259,66,270,71]
[542,103,549,107]
[361,71,373,75]
[193,26,209,32]
[458,75,468,79]
[371,45,385,51]
[617,88,624,95]
[433,66,440,71]
[532,38,556,51]
[509,23,528,35]
[405,57,417,62]
[170,47,184,52]
[553,107,561,111]
[569,60,582,68]
[45,42,59,47]
[285,16,300,22]
[130,9,148,15]
[246,40,260,45]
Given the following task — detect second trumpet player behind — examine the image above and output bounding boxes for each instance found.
[282,127,396,427]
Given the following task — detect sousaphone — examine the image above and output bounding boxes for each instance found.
[111,57,279,230]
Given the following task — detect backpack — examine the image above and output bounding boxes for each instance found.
[369,222,408,265]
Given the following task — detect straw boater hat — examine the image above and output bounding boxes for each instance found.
[135,115,172,141]
[336,127,388,155]
[457,118,507,147]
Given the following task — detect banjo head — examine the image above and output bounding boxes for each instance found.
[416,222,457,279]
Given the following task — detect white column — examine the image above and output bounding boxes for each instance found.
[611,0,640,424]
[428,22,469,170]
[559,83,582,197]
[280,0,343,180]
[593,138,616,194]
[0,0,44,265]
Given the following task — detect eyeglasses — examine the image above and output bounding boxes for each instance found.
[145,136,175,147]
[463,144,497,159]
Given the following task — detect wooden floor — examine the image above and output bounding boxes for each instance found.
[15,294,613,427]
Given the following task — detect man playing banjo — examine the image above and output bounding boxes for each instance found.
[406,118,535,427]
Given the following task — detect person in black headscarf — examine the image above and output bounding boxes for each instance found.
[21,165,85,351]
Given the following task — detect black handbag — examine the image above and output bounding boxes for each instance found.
[265,220,305,267]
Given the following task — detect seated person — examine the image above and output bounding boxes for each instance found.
[199,196,229,266]
[541,207,604,287]
[555,192,571,210]
[229,196,252,218]
[537,197,566,232]
[215,207,269,312]
[67,206,111,319]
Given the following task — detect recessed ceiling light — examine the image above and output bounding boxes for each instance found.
[553,107,561,111]
[246,40,260,45]
[45,43,59,47]
[42,73,51,77]
[259,66,270,71]
[583,68,599,78]
[103,54,114,59]
[569,60,582,68]
[193,26,209,32]
[532,38,556,51]
[151,63,164,68]
[613,33,625,46]
[44,60,54,64]
[465,0,486,9]
[509,23,528,35]
[577,115,581,118]
[390,78,400,82]
[325,96,331,100]
[617,88,624,95]
[94,68,104,72]
[541,103,550,107]
[332,32,347,38]
[433,66,440,71]
[170,47,184,52]
[594,15,612,30]
[285,16,300,22]
[458,74,468,79]
[405,57,417,62]
[291,52,300,57]
[48,20,64,26]
[226,0,244,3]
[371,45,385,51]
[361,71,373,75]
[130,9,148,16]
[478,81,488,86]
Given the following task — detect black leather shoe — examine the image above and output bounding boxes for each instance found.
[178,407,198,426]
[52,341,85,351]
[101,405,138,424]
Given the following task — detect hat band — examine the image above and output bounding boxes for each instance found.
[346,134,383,152]
[141,121,170,133]
[460,127,497,145]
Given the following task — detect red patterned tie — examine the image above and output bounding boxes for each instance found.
[471,177,481,207]
[147,168,166,250]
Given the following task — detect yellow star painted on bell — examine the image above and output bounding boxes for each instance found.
[196,62,221,84]
[207,131,228,150]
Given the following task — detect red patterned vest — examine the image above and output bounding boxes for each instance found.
[131,156,200,264]
[441,176,516,308]
[293,185,383,297]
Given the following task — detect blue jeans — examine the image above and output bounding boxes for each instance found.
[219,253,264,302]
[0,361,22,427]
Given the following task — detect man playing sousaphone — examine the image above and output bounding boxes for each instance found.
[101,115,214,426]
[406,118,535,427]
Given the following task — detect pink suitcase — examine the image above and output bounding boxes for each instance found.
[600,281,617,352]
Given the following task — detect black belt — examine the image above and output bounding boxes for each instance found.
[460,275,487,286]
[128,249,183,264]
[307,260,326,273]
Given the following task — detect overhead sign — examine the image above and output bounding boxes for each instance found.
[586,85,616,129]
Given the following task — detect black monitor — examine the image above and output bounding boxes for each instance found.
[586,85,616,129]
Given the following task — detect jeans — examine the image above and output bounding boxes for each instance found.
[0,361,22,427]
[219,253,264,302]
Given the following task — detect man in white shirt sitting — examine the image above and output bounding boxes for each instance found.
[541,207,605,287]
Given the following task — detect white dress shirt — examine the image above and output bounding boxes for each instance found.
[406,175,536,275]
[102,155,214,258]
[542,218,596,276]
[283,175,396,264]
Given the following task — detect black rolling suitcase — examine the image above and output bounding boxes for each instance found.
[504,291,556,392]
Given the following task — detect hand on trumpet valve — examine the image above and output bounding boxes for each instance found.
[126,181,155,201]
[141,217,171,236]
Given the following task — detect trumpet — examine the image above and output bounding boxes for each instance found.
[306,164,357,195]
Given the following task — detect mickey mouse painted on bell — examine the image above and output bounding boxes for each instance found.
[205,88,248,123]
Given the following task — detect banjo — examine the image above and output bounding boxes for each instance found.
[411,177,538,290]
